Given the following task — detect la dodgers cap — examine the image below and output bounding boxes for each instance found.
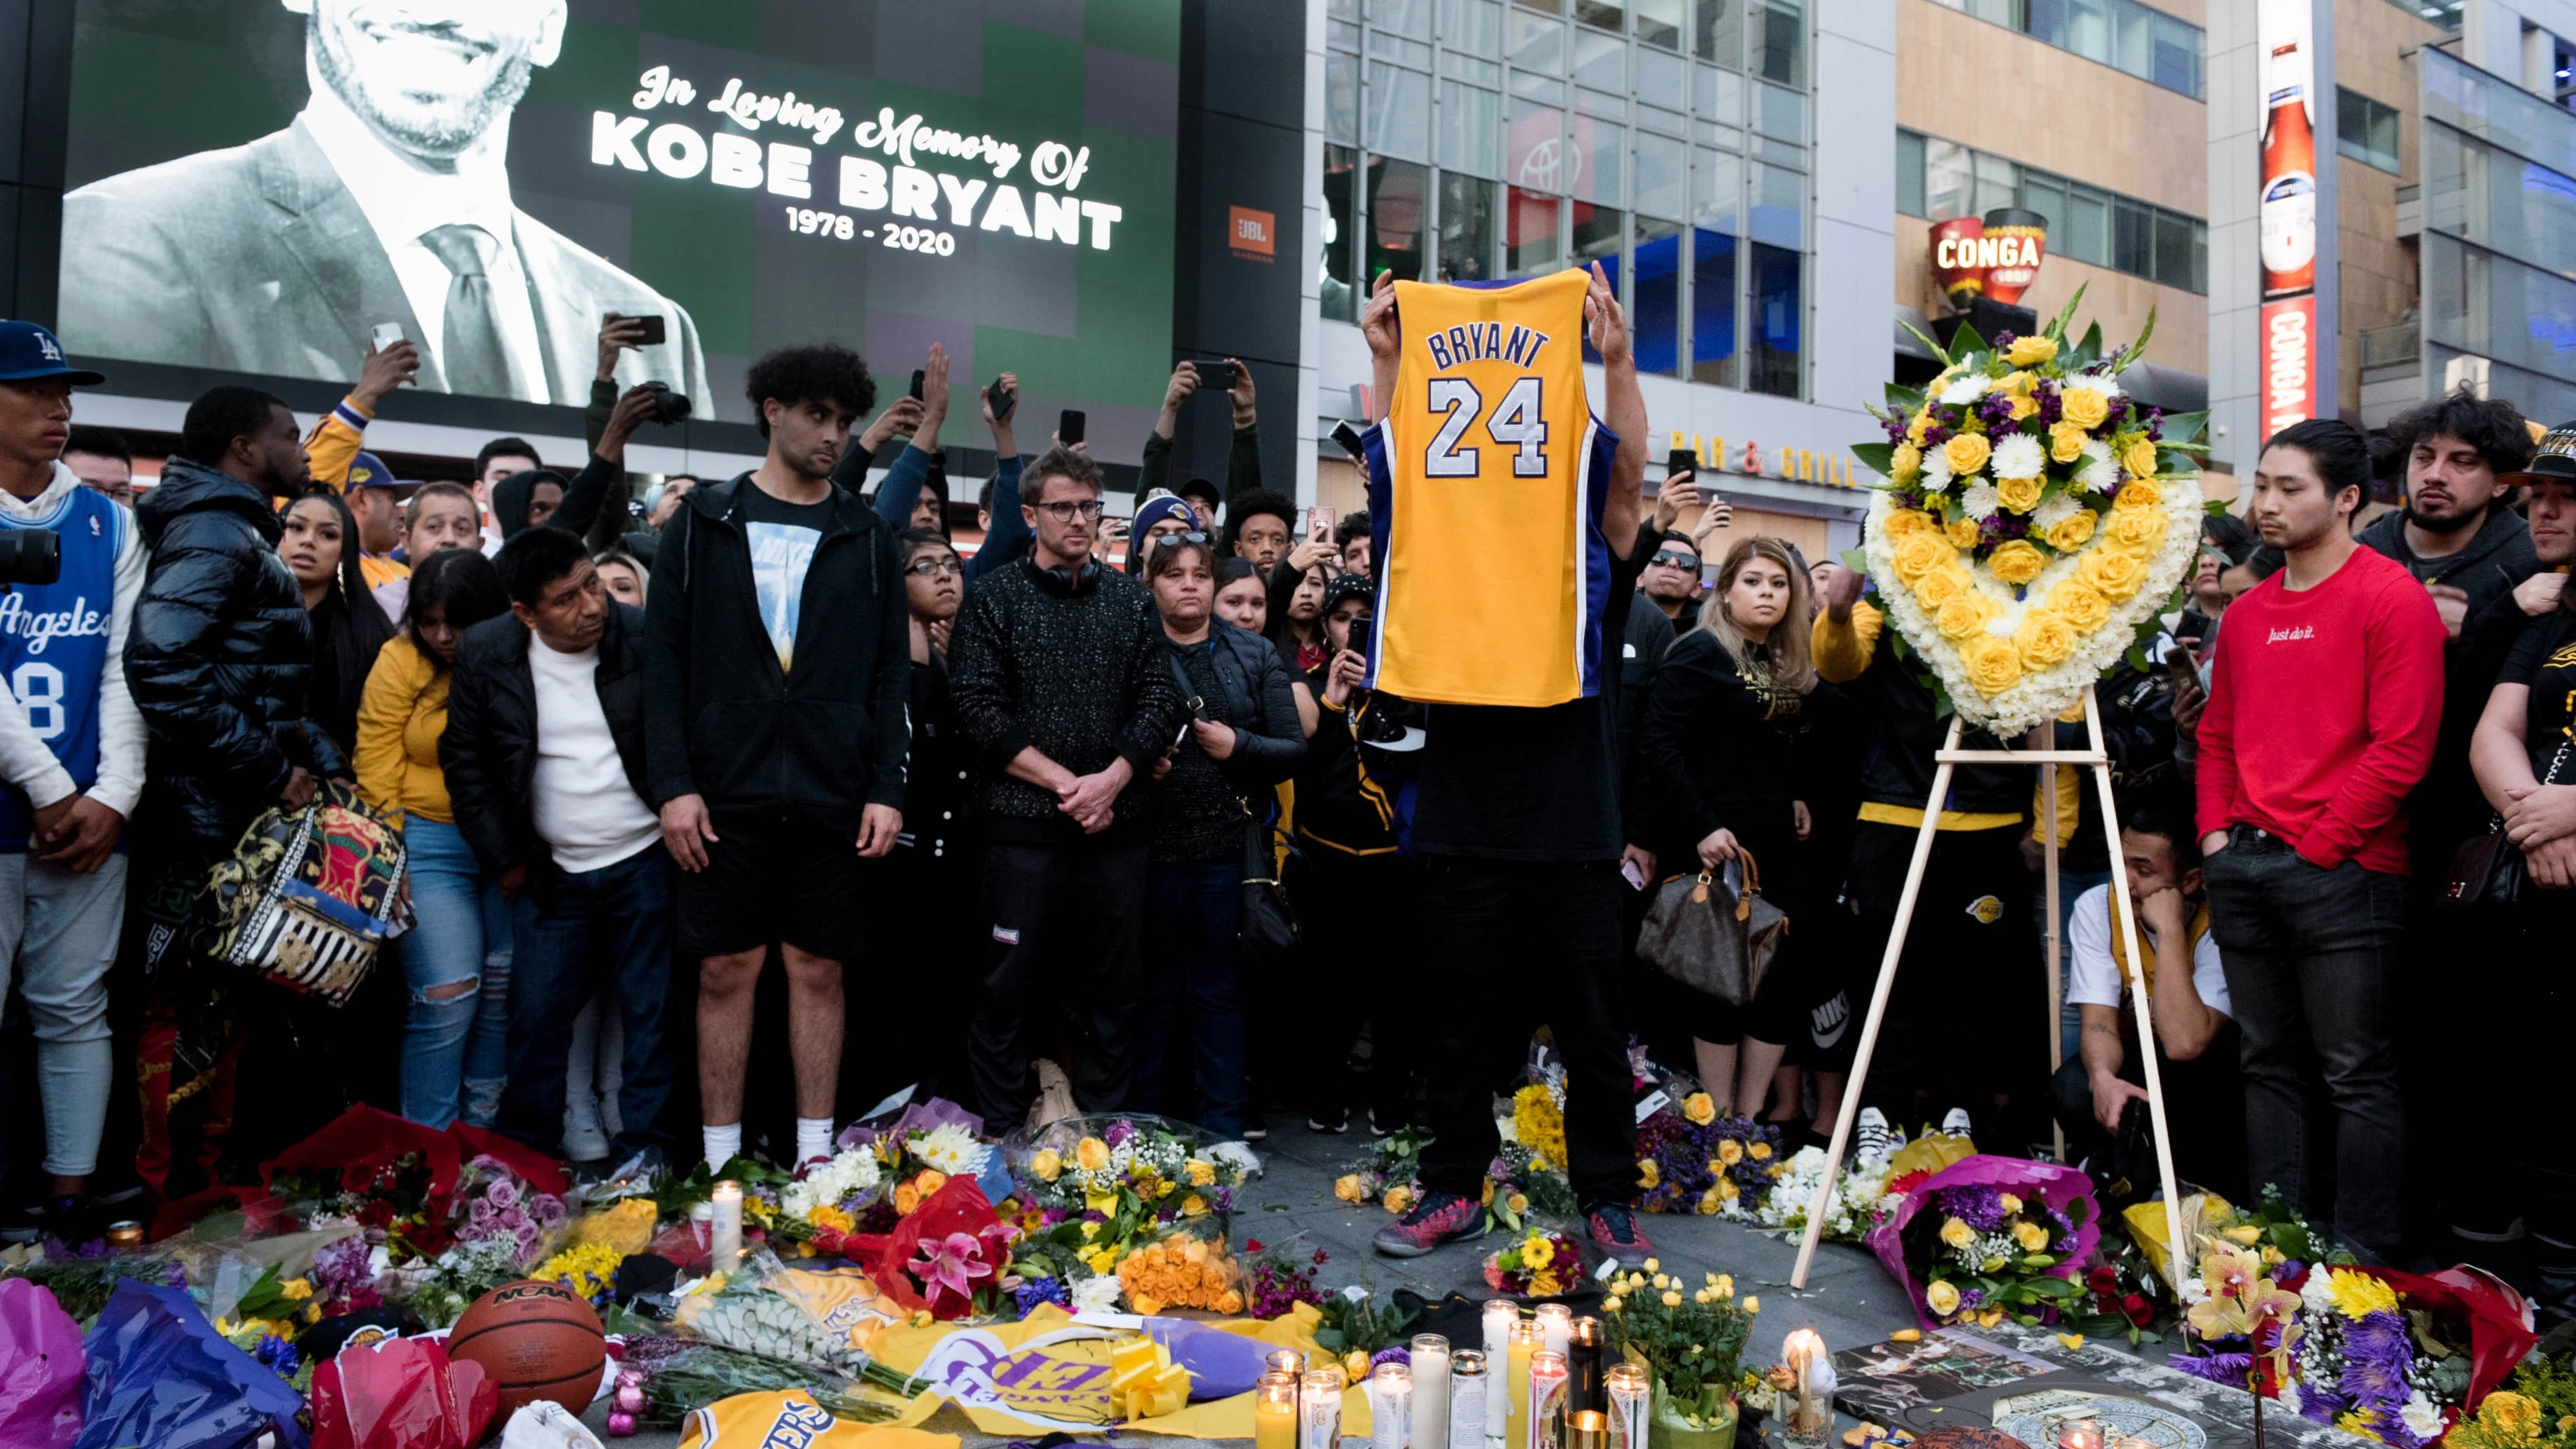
[0,321,105,386]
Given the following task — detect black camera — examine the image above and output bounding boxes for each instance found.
[0,529,61,587]
[641,379,692,425]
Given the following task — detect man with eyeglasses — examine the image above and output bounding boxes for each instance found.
[644,342,911,1174]
[948,445,1189,1132]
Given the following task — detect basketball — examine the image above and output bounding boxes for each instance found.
[446,1279,606,1422]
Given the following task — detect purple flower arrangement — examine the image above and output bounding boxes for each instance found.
[453,1154,567,1270]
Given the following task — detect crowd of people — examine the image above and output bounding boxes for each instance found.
[0,262,2570,1321]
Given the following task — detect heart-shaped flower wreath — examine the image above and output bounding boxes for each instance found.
[1851,293,2213,737]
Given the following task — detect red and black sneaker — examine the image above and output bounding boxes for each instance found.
[1588,1203,1655,1256]
[1371,1191,1485,1257]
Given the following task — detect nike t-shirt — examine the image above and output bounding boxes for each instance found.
[739,484,833,670]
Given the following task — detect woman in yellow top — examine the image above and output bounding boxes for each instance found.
[355,548,513,1129]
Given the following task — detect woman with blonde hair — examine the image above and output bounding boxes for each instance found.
[1635,535,1831,1128]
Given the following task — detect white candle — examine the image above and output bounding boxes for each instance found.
[1534,1303,1573,1358]
[1483,1301,1518,1440]
[1412,1335,1451,1449]
[1449,1352,1488,1449]
[710,1180,744,1270]
[1373,1364,1413,1449]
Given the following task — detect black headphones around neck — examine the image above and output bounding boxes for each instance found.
[1026,553,1102,596]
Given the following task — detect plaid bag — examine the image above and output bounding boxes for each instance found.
[192,782,410,1007]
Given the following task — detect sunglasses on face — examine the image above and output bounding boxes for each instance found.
[1151,530,1212,550]
[1037,499,1107,521]
[905,556,964,578]
[1651,550,1701,570]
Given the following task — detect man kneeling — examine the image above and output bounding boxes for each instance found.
[2050,804,2244,1199]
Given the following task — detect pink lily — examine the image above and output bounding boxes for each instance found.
[909,1231,995,1303]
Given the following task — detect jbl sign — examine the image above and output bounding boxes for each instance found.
[1228,205,1275,261]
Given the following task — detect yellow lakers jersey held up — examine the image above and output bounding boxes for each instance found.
[1363,269,1616,708]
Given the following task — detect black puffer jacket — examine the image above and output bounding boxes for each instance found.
[1162,623,1306,790]
[128,459,344,847]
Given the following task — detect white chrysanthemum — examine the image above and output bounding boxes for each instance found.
[2278,1382,2305,1417]
[1991,433,2045,479]
[1920,450,1956,493]
[2033,493,2081,530]
[910,1123,984,1175]
[2301,1270,2339,1315]
[1070,1273,1125,1314]
[2078,370,2124,401]
[2400,1393,2443,1441]
[1961,481,2001,520]
[2078,440,2118,493]
[783,1147,883,1217]
[1938,374,1991,406]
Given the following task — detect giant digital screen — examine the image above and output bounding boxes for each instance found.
[57,0,1179,453]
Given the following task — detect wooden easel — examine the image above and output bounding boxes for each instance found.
[1788,683,2190,1294]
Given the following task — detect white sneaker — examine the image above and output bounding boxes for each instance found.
[1940,1107,1974,1138]
[562,1107,610,1165]
[1854,1107,1893,1163]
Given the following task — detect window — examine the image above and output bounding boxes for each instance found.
[1438,172,1501,281]
[1932,0,2202,99]
[2339,87,2402,173]
[1634,0,1686,49]
[1749,0,1802,85]
[1925,136,1971,220]
[1328,53,1361,147]
[1635,131,1688,218]
[1440,0,1506,54]
[1324,146,1362,321]
[1903,127,2207,293]
[1574,24,1627,88]
[1507,186,1563,273]
[1635,43,1686,108]
[1440,80,1503,175]
[1576,117,1626,204]
[2111,195,2152,277]
[1634,218,1685,373]
[1693,0,1738,66]
[1366,157,1430,282]
[1749,239,1800,395]
[1896,130,1927,217]
[1365,63,1433,162]
[1575,204,1626,361]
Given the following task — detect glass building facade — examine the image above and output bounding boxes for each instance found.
[1324,0,1812,397]
[2421,46,2576,419]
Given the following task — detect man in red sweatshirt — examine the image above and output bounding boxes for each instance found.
[2196,417,2446,1261]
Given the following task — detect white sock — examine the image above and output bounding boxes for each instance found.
[703,1122,742,1172]
[797,1117,835,1164]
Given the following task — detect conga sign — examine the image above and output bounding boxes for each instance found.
[1929,216,1986,307]
[1980,206,2049,305]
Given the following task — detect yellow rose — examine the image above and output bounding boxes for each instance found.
[281,1278,314,1301]
[1183,1193,1210,1217]
[1030,1149,1063,1182]
[2014,612,2078,668]
[2048,421,2090,464]
[1940,1216,1975,1248]
[2080,547,2147,601]
[1348,1351,1372,1382]
[916,1170,948,1196]
[2106,506,2167,554]
[2013,1220,2052,1252]
[893,1182,922,1216]
[2007,335,2059,367]
[1718,1176,1741,1200]
[1892,531,1952,583]
[1987,540,2046,586]
[1718,1138,1745,1166]
[1942,433,1991,477]
[1662,1291,1684,1308]
[1186,1158,1217,1187]
[1884,507,1937,538]
[1937,593,1992,641]
[1639,1159,1662,1189]
[2479,1393,2543,1442]
[1999,1194,2022,1212]
[1075,1137,1111,1172]
[1995,475,2044,514]
[2047,579,2111,631]
[2045,509,2099,551]
[2123,440,2161,481]
[1963,636,2024,696]
[1604,1295,1624,1312]
[1749,1142,1771,1160]
[1946,517,1983,549]
[1682,1092,1716,1126]
[1891,442,1923,482]
[1925,1280,1962,1317]
[1906,410,1931,445]
[2115,481,2163,512]
[1653,1273,1670,1289]
[1507,1192,1528,1214]
[1696,1191,1721,1216]
[2060,387,2110,430]
[1335,1174,1364,1203]
[2008,394,2039,422]
[1742,1296,1760,1315]
[1913,565,1970,610]
[1384,1185,1413,1213]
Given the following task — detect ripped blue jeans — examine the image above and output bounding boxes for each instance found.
[399,817,513,1128]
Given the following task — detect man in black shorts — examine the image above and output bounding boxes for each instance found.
[644,344,911,1172]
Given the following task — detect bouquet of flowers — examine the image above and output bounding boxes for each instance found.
[1868,1155,2099,1329]
[1600,1258,1757,1411]
[1115,1226,1244,1315]
[1634,1095,1785,1219]
[1007,1114,1245,1284]
[1852,293,2211,736]
[2175,1250,2539,1449]
[1482,1226,1586,1298]
[838,1097,1015,1225]
[400,1154,572,1326]
[1334,1127,1429,1214]
[1754,1145,1900,1243]
[1241,1238,1331,1320]
[2449,1352,2576,1449]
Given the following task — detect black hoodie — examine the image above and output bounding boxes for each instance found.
[128,458,344,846]
[641,473,911,833]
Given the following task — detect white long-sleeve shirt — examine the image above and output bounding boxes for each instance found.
[0,460,146,818]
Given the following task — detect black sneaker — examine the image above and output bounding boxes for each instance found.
[1242,1116,1268,1142]
[1372,1191,1484,1256]
[1308,1106,1349,1134]
[1369,1108,1395,1138]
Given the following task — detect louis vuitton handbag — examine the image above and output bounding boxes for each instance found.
[1637,849,1788,1006]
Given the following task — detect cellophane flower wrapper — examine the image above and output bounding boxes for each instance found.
[850,1175,1016,1320]
[0,1277,84,1448]
[670,1252,879,1378]
[1004,1114,1244,1284]
[1868,1154,2099,1330]
[834,1097,1017,1215]
[620,1334,899,1429]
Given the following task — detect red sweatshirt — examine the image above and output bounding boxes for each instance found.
[2195,544,2446,874]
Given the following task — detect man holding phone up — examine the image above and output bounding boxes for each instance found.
[1138,359,1264,530]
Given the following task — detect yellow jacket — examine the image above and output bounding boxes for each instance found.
[354,635,454,824]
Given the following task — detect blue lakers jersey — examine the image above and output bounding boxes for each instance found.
[0,481,125,851]
[1363,270,1618,707]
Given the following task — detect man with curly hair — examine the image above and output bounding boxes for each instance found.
[643,343,911,1173]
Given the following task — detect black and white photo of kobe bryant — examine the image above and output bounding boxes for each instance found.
[59,0,710,414]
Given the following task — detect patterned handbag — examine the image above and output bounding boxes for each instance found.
[192,781,410,1006]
